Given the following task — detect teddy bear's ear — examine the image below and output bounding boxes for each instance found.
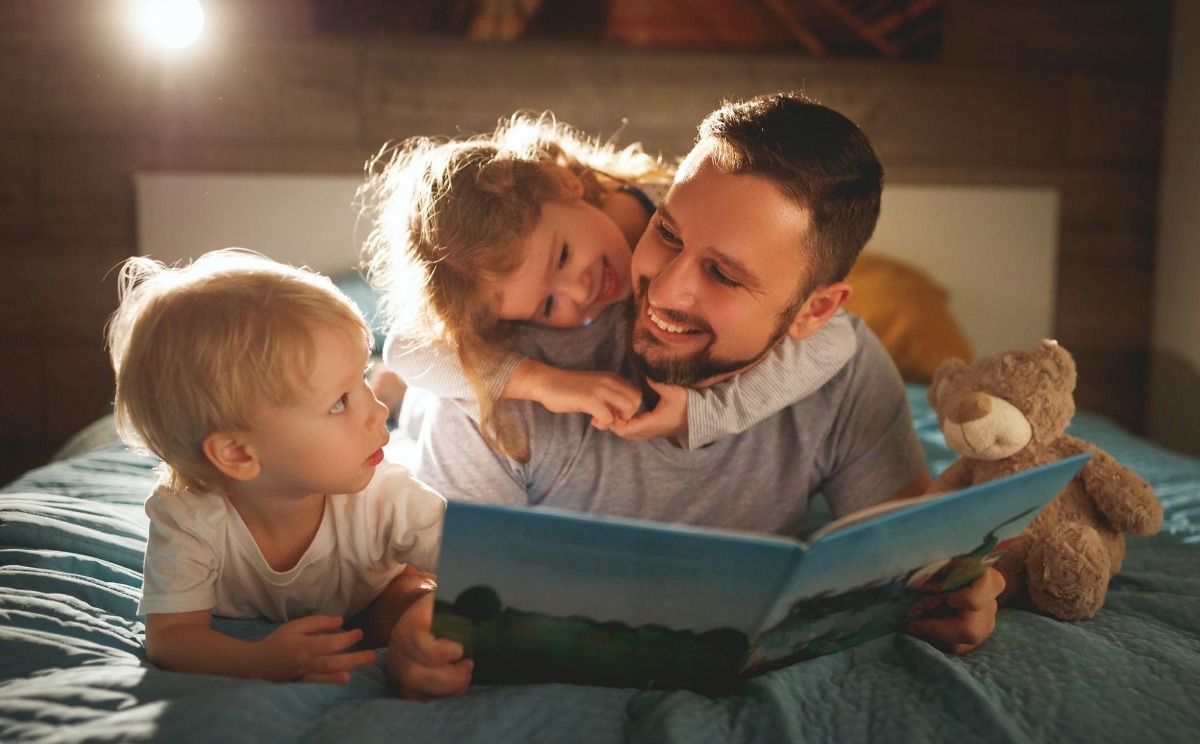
[927,357,968,409]
[1036,339,1077,390]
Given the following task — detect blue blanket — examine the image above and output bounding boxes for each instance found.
[3,388,1198,743]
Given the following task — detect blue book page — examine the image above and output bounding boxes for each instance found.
[436,503,800,636]
[744,454,1090,672]
[434,502,806,689]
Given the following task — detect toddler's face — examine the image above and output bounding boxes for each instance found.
[495,198,632,328]
[242,323,390,498]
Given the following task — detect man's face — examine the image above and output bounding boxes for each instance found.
[629,145,815,388]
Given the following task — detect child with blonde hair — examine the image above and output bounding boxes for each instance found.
[361,113,857,461]
[108,249,467,696]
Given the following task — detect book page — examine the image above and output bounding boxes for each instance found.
[806,490,945,542]
[746,454,1090,672]
[436,503,801,636]
[433,502,805,690]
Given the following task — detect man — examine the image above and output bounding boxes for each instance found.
[387,93,1003,698]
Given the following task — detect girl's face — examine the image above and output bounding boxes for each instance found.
[495,198,633,328]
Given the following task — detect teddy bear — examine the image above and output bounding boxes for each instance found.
[925,339,1163,620]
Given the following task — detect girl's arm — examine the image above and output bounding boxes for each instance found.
[145,610,377,684]
[385,336,642,428]
[614,313,858,448]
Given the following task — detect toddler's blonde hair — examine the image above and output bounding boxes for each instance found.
[360,112,673,461]
[106,249,371,492]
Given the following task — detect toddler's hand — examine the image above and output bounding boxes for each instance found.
[260,615,378,684]
[906,567,1005,655]
[388,592,473,700]
[610,379,688,441]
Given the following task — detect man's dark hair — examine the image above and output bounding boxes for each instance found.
[698,92,884,298]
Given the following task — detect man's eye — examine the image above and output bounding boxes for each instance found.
[709,264,740,288]
[655,221,680,244]
[330,394,348,414]
[542,295,555,319]
[558,243,570,268]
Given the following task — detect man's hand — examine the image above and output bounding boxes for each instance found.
[388,592,473,700]
[610,379,688,441]
[507,360,642,429]
[906,567,1005,655]
[258,615,378,683]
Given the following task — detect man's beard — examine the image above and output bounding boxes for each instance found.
[629,277,800,387]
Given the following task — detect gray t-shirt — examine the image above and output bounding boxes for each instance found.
[400,305,923,537]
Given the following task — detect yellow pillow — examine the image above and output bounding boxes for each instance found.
[844,253,972,383]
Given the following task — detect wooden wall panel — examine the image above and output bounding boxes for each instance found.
[0,41,34,132]
[942,0,1171,75]
[804,64,1068,168]
[45,343,114,443]
[156,42,362,144]
[0,2,1171,481]
[0,138,35,237]
[1067,75,1164,165]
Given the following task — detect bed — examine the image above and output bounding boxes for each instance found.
[3,388,1199,742]
[3,174,1197,742]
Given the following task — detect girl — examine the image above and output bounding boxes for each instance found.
[361,113,856,461]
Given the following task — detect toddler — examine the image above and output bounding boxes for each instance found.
[361,113,857,460]
[107,249,465,692]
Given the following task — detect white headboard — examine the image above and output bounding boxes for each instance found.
[134,172,1059,356]
[869,185,1059,356]
[134,172,366,277]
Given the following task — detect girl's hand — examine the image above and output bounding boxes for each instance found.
[610,379,688,442]
[259,615,378,684]
[513,362,642,429]
[905,567,1005,655]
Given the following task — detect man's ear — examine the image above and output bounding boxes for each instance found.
[202,431,261,482]
[785,281,853,340]
[541,161,585,198]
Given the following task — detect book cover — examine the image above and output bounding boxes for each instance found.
[431,453,1091,692]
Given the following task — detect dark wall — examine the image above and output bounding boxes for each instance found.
[0,0,1170,483]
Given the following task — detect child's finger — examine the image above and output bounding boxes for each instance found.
[610,415,655,440]
[401,658,474,701]
[318,648,379,673]
[588,405,615,429]
[314,628,365,654]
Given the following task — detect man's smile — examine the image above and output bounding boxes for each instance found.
[647,307,696,335]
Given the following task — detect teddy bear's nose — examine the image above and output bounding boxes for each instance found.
[954,393,993,423]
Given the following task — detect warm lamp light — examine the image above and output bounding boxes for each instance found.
[134,0,205,49]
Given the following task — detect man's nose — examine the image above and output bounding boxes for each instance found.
[648,253,697,308]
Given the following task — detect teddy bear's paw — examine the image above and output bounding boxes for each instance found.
[1027,524,1110,620]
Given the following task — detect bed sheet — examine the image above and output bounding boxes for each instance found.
[2,388,1198,743]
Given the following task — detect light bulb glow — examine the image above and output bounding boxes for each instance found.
[135,0,205,49]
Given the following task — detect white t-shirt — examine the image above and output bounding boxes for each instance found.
[138,463,445,622]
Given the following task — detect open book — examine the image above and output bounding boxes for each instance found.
[431,453,1091,693]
